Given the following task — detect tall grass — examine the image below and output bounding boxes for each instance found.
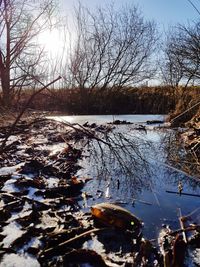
[2,85,200,116]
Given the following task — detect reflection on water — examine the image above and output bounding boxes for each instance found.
[61,114,200,241]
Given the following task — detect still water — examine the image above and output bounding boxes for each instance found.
[50,114,166,125]
[57,114,200,241]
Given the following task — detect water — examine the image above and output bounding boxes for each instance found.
[48,114,166,125]
[50,114,200,265]
[53,114,200,241]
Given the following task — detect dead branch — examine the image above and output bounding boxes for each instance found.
[0,76,61,154]
[40,227,109,258]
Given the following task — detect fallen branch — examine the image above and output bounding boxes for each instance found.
[54,120,112,147]
[40,227,109,258]
[0,191,50,209]
[0,76,62,154]
[168,225,200,236]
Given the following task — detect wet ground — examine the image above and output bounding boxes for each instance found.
[0,115,199,266]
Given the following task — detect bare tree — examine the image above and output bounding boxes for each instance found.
[65,4,157,97]
[0,0,57,108]
[162,21,200,88]
[160,38,184,88]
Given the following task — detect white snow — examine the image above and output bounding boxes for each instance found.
[0,253,40,267]
[2,221,24,247]
[0,163,24,176]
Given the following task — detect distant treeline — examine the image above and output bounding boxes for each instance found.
[16,86,200,115]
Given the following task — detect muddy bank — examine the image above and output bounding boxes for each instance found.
[0,117,199,266]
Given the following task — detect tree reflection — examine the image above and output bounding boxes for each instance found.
[160,130,200,189]
[78,126,158,199]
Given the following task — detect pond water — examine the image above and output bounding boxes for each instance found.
[57,114,200,242]
[59,115,200,234]
[49,114,166,125]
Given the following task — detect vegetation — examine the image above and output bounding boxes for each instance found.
[0,0,57,108]
[161,21,200,88]
[0,1,199,122]
[0,1,199,266]
[65,4,157,106]
[7,85,198,116]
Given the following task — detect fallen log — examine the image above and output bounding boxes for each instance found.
[166,190,200,198]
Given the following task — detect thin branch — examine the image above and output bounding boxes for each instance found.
[186,0,200,16]
[0,76,62,153]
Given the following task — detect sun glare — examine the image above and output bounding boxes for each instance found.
[39,29,65,56]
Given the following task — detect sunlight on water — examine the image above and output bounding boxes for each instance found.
[48,114,166,125]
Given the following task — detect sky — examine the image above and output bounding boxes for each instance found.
[39,0,199,85]
[61,0,200,29]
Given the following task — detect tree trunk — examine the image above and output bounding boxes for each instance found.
[1,67,11,107]
[0,1,11,108]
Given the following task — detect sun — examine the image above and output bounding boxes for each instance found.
[38,28,65,56]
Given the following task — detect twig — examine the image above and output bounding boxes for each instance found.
[186,0,200,16]
[171,99,200,124]
[150,184,160,206]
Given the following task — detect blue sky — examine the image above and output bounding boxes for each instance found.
[61,0,200,28]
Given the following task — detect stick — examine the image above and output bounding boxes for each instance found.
[178,208,187,243]
[41,227,109,258]
[166,190,200,198]
[132,198,152,206]
[0,200,21,210]
[168,225,199,236]
[0,191,49,209]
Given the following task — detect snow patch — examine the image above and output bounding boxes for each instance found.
[0,253,40,267]
[0,163,24,176]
